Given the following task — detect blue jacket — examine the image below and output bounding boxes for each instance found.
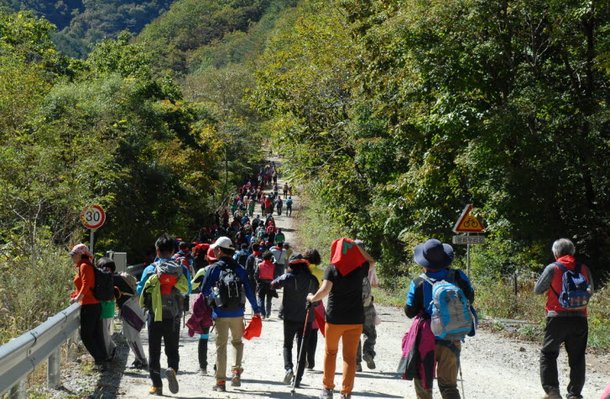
[200,256,260,317]
[405,268,474,318]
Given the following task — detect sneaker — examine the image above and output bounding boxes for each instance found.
[363,353,376,369]
[212,382,226,392]
[165,367,179,394]
[283,369,294,385]
[566,395,583,399]
[148,386,163,396]
[355,363,362,372]
[340,394,351,399]
[231,368,242,387]
[199,367,207,376]
[319,388,333,399]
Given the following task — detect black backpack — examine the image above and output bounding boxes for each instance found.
[237,251,249,268]
[90,264,115,301]
[215,261,246,311]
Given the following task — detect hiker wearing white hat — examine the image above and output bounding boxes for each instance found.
[199,236,261,392]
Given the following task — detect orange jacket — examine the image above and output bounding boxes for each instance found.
[71,260,99,305]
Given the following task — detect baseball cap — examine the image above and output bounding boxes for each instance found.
[210,236,235,251]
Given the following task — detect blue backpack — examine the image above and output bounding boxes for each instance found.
[553,262,591,309]
[421,270,473,341]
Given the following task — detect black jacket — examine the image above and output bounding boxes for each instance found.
[271,267,319,323]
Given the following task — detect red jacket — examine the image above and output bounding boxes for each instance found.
[256,260,275,281]
[546,255,591,316]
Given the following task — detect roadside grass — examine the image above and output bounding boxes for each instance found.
[0,239,74,344]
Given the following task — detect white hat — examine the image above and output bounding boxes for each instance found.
[210,236,235,251]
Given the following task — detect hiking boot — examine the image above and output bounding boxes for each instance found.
[212,382,226,392]
[130,359,148,370]
[165,367,179,394]
[355,363,362,372]
[283,369,294,385]
[319,388,333,399]
[231,368,242,387]
[148,386,163,396]
[363,353,376,369]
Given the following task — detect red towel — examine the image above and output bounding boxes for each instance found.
[313,303,326,337]
[330,238,366,276]
[243,315,262,340]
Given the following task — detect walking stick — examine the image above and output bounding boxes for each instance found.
[291,302,313,396]
[459,362,465,399]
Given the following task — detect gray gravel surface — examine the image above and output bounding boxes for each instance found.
[46,170,610,399]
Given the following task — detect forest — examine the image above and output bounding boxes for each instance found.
[1,0,609,344]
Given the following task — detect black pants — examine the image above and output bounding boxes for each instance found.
[283,320,311,383]
[307,328,318,368]
[256,281,273,317]
[198,327,211,369]
[540,316,588,396]
[148,314,181,388]
[80,303,107,363]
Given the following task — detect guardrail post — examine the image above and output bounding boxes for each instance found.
[47,349,61,389]
[9,380,26,399]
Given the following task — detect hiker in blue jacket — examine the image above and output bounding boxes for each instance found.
[199,236,261,392]
[405,239,475,399]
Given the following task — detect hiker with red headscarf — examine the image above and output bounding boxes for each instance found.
[307,238,376,399]
[69,243,108,367]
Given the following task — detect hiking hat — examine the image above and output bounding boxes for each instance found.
[210,236,235,251]
[413,239,454,269]
[69,243,93,260]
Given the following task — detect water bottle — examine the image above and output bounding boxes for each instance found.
[213,286,223,307]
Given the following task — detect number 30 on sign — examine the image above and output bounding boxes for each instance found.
[81,204,106,230]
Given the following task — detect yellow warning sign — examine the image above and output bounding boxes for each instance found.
[453,204,485,233]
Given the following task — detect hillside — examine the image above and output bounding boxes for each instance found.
[0,0,174,57]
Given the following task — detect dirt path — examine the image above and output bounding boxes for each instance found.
[109,170,609,399]
[57,166,608,399]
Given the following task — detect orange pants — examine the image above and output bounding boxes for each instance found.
[323,323,363,395]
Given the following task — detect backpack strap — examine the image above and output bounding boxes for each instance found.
[550,261,568,298]
[419,273,436,286]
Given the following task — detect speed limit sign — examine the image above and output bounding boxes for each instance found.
[81,204,106,230]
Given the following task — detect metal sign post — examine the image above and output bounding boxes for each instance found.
[453,204,486,279]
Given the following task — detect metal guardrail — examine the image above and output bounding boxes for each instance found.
[0,303,81,397]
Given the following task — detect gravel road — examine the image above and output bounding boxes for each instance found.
[54,170,609,399]
[111,184,609,399]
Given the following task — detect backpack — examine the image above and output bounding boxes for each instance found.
[553,262,591,309]
[214,261,246,311]
[157,260,184,319]
[119,272,138,296]
[421,270,473,341]
[89,264,115,301]
[236,250,249,267]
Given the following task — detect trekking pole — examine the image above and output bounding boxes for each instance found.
[459,362,465,399]
[291,302,313,396]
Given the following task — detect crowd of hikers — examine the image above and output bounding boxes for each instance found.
[67,161,604,399]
